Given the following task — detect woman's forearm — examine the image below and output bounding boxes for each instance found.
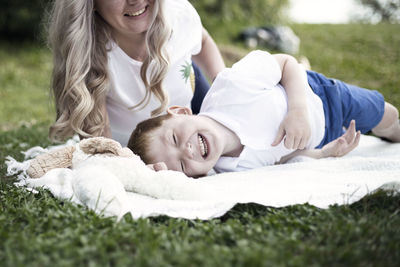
[192,27,225,81]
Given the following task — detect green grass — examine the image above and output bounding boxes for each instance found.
[0,42,54,131]
[292,23,400,107]
[1,183,399,266]
[1,24,400,266]
[1,182,399,267]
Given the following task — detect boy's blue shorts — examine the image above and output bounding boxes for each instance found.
[307,71,385,148]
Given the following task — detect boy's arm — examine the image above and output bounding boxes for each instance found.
[279,120,361,163]
[271,54,311,150]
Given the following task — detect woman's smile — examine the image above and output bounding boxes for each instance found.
[124,4,149,18]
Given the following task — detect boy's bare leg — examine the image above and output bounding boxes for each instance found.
[372,102,400,142]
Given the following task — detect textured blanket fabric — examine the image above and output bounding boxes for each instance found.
[6,135,400,220]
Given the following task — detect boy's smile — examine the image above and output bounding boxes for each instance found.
[146,106,242,177]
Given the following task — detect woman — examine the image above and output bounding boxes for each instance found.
[48,0,311,149]
[48,0,224,146]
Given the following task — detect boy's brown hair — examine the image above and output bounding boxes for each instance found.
[127,113,172,164]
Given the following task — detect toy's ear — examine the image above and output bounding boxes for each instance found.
[167,106,192,115]
[80,137,133,157]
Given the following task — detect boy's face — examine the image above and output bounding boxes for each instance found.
[146,106,225,177]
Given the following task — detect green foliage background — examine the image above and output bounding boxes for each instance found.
[0,0,51,40]
[0,0,290,41]
[190,0,289,25]
[190,0,290,42]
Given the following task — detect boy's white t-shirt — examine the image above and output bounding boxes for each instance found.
[106,0,202,146]
[199,50,325,173]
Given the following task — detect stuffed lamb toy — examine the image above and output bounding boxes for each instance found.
[26,137,214,204]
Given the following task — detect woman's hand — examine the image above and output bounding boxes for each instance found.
[321,120,361,158]
[146,162,168,172]
[271,107,311,150]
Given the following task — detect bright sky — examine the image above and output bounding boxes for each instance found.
[289,0,363,23]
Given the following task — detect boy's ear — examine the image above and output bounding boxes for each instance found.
[167,106,193,115]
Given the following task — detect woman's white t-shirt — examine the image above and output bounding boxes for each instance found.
[106,0,202,146]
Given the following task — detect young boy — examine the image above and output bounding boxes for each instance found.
[128,51,400,177]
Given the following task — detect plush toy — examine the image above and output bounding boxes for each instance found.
[24,136,212,208]
[27,137,134,178]
[20,136,209,218]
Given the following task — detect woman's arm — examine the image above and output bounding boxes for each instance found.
[192,27,225,81]
[271,53,312,150]
[279,120,361,164]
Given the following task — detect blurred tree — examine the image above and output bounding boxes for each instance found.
[0,0,51,41]
[356,0,400,22]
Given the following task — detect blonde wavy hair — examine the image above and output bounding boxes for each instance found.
[48,0,171,141]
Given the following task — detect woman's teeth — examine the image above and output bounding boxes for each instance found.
[125,7,146,17]
[198,134,208,158]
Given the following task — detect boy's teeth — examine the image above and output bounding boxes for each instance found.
[198,134,208,158]
[126,7,146,17]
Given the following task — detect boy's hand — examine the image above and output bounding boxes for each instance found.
[146,162,168,171]
[321,120,361,158]
[278,120,361,164]
[271,108,311,149]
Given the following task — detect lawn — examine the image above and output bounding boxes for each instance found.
[1,24,400,266]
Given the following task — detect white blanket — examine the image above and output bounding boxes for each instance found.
[6,135,400,220]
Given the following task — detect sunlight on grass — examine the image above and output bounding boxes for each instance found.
[292,24,400,107]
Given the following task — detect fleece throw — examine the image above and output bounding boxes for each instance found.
[6,135,400,220]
